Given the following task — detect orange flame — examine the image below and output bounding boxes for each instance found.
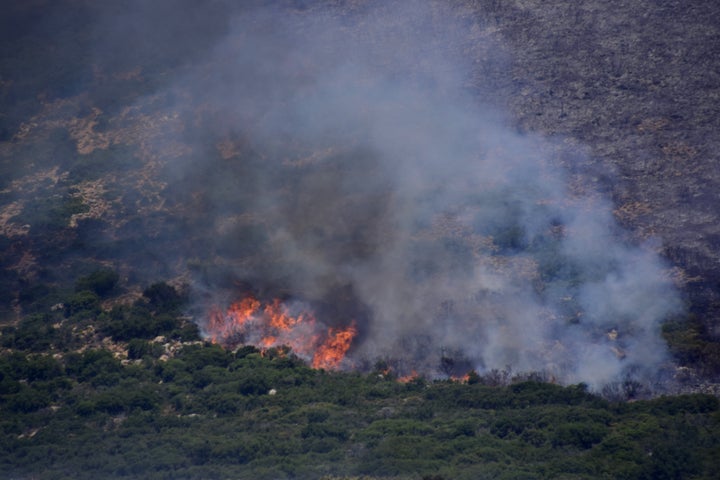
[449,373,471,383]
[206,295,357,370]
[264,299,303,330]
[312,323,358,370]
[397,370,419,383]
[208,296,261,344]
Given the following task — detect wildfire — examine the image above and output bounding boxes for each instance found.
[206,295,356,370]
[395,370,470,384]
[207,296,260,344]
[397,371,419,383]
[312,323,358,370]
[453,373,472,384]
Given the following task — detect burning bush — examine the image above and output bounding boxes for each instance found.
[205,294,357,371]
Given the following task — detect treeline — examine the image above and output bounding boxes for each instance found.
[1,342,719,479]
[1,269,719,478]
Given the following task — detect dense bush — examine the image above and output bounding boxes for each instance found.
[64,290,100,317]
[0,342,718,480]
[75,269,119,296]
[4,314,58,351]
[142,282,185,314]
[0,267,716,479]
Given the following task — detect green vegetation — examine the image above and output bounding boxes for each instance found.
[12,192,88,233]
[2,273,198,353]
[1,270,718,479]
[0,343,718,479]
[663,314,720,376]
[1,2,720,478]
[75,268,120,297]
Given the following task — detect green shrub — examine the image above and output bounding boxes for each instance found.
[65,349,122,384]
[101,304,180,341]
[64,290,100,317]
[13,193,88,233]
[143,282,185,313]
[7,386,50,413]
[552,422,608,449]
[238,375,269,396]
[127,339,163,360]
[8,314,57,351]
[75,269,119,296]
[25,355,64,381]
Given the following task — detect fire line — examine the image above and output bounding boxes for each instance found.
[206,295,356,370]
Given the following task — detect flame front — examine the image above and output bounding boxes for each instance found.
[208,296,261,344]
[206,295,356,370]
[312,323,358,370]
[397,371,419,383]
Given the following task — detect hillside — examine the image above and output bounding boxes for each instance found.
[1,0,720,477]
[2,336,719,479]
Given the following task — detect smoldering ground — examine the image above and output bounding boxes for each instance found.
[96,1,682,390]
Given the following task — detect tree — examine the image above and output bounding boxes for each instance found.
[143,282,184,313]
[64,290,100,316]
[75,268,119,296]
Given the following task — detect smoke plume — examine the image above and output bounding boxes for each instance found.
[137,2,682,389]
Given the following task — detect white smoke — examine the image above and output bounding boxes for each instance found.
[165,1,682,390]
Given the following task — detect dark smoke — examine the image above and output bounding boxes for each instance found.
[126,2,680,389]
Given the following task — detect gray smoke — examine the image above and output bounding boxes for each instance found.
[159,2,681,389]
